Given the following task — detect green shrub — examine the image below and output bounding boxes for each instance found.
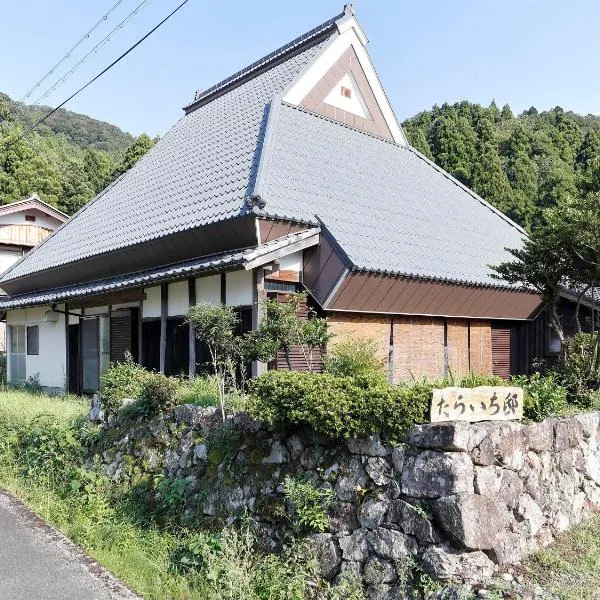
[100,353,150,417]
[283,476,336,533]
[248,371,431,442]
[135,372,180,417]
[553,333,600,405]
[512,372,567,421]
[178,376,220,407]
[324,337,387,386]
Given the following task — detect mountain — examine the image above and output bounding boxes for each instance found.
[0,92,154,215]
[402,101,600,231]
[1,92,134,157]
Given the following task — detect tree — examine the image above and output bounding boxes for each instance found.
[246,293,329,372]
[428,109,477,185]
[83,149,116,194]
[503,124,538,228]
[500,103,513,121]
[405,127,433,159]
[112,133,154,180]
[470,117,513,213]
[186,303,240,420]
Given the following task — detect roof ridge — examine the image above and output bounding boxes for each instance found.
[183,11,344,113]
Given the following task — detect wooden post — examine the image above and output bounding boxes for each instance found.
[64,302,70,394]
[251,268,267,377]
[188,278,196,378]
[159,283,168,374]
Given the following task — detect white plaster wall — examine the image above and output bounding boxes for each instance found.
[278,250,303,273]
[143,286,161,318]
[0,249,23,275]
[226,270,253,306]
[196,275,221,305]
[68,308,81,325]
[168,281,189,316]
[6,305,66,390]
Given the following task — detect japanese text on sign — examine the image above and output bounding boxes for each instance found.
[430,386,523,423]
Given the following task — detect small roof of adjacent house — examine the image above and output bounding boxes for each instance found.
[0,6,526,293]
[0,194,68,223]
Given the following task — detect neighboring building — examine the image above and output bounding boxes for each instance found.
[0,195,68,353]
[0,7,554,393]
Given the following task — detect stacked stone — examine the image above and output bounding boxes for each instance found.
[100,406,600,597]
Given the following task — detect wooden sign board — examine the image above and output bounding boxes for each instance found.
[430,386,523,423]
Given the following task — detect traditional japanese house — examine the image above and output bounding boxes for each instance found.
[0,6,557,393]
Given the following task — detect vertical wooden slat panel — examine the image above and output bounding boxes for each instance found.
[188,278,196,377]
[492,326,511,379]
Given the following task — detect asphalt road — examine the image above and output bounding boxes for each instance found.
[0,491,139,600]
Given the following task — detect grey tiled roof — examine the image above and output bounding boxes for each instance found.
[258,103,526,287]
[1,29,334,283]
[0,229,319,309]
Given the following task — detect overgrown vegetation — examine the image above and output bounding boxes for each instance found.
[0,390,364,600]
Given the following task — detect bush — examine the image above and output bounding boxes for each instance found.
[248,371,431,442]
[135,372,180,417]
[553,333,600,406]
[512,372,568,421]
[324,337,387,386]
[100,353,150,417]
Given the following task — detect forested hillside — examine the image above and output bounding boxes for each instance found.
[0,93,154,215]
[402,102,600,230]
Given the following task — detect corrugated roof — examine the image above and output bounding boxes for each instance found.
[258,103,526,288]
[0,229,319,309]
[1,26,335,283]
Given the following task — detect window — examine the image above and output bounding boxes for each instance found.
[25,215,36,222]
[26,326,39,355]
[9,325,26,382]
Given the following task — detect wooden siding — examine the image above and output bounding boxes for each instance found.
[299,46,393,140]
[328,312,493,382]
[328,271,542,320]
[257,218,308,244]
[0,224,53,247]
[303,234,347,306]
[492,326,511,379]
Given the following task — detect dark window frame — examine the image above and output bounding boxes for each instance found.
[26,325,39,356]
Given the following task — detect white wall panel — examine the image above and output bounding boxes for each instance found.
[226,270,253,306]
[143,286,161,318]
[195,275,221,305]
[168,280,189,316]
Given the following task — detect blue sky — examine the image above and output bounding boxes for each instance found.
[1,1,600,137]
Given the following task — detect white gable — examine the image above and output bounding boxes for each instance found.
[282,13,407,145]
[324,72,371,119]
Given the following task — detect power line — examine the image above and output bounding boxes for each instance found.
[31,0,153,107]
[19,0,125,103]
[8,0,192,147]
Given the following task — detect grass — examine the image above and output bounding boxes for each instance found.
[522,514,600,599]
[0,389,87,425]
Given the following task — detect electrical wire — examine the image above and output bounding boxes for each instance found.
[7,0,192,147]
[19,0,125,103]
[31,0,153,107]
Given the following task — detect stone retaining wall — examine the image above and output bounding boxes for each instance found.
[101,408,600,597]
